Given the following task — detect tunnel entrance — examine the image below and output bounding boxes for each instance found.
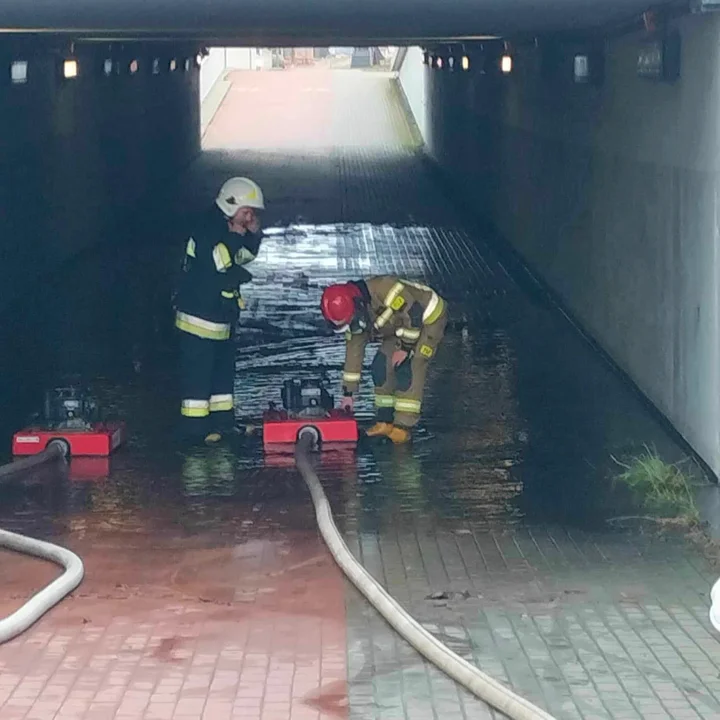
[199,47,407,151]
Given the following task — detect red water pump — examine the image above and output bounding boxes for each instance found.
[262,378,358,450]
[12,384,126,458]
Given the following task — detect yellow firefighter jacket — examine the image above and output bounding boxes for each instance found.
[341,276,447,393]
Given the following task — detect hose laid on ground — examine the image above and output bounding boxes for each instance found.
[295,430,557,720]
[0,442,65,479]
[0,445,85,644]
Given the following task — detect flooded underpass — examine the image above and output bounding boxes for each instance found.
[1,68,719,720]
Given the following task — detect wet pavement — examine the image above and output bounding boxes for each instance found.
[0,68,719,720]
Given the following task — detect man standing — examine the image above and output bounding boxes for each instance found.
[320,276,447,444]
[175,177,265,445]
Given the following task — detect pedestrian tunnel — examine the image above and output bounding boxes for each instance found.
[4,4,720,718]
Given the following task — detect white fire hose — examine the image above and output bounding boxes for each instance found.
[295,430,558,720]
[0,444,85,644]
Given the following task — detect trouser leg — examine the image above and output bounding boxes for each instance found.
[179,331,214,438]
[370,337,398,423]
[209,337,235,432]
[393,354,428,429]
[394,312,448,429]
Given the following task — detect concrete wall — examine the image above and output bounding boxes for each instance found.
[397,47,429,143]
[200,47,271,106]
[401,14,720,475]
[227,48,254,70]
[201,48,228,101]
[0,40,201,305]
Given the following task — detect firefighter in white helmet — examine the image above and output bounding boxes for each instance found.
[174,177,265,445]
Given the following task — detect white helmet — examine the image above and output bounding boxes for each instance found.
[215,177,265,217]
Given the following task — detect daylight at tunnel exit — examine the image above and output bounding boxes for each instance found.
[2,4,720,720]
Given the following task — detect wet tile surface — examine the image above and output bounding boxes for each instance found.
[0,69,719,719]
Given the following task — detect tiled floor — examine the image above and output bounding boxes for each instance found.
[0,610,346,720]
[1,67,719,720]
[0,522,348,720]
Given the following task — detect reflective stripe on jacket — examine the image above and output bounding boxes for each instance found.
[175,311,231,340]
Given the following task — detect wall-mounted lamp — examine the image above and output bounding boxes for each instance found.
[184,58,192,72]
[129,59,139,75]
[432,54,446,70]
[500,55,513,74]
[11,60,28,85]
[152,58,160,75]
[637,30,680,82]
[63,59,79,79]
[103,59,113,76]
[573,54,590,83]
[169,59,178,72]
[422,50,430,66]
[461,55,471,71]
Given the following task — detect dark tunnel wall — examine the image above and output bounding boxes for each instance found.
[0,42,201,305]
[0,0,664,41]
[413,13,720,475]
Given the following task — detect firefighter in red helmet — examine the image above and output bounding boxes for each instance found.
[321,277,448,444]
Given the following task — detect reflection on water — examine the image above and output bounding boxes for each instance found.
[0,220,694,545]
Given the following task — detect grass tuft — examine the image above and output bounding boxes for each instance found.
[611,445,700,525]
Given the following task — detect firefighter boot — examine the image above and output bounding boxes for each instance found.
[388,426,411,445]
[366,422,394,438]
[204,427,243,446]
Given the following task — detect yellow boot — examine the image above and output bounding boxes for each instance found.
[366,422,394,438]
[388,426,411,445]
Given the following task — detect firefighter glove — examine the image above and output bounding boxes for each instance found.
[392,349,409,367]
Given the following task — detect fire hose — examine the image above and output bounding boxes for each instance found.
[294,429,557,720]
[0,443,85,645]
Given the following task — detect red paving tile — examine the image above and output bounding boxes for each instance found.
[0,524,349,719]
[203,69,335,151]
[202,68,409,152]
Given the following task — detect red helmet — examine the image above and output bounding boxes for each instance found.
[321,283,363,331]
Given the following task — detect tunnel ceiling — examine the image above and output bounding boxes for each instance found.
[0,0,678,43]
